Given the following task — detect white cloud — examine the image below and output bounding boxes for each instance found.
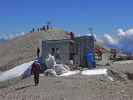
[0,32,26,41]
[2,34,9,40]
[117,28,126,36]
[126,29,133,36]
[99,28,133,54]
[103,34,118,45]
[8,34,15,39]
[93,34,97,39]
[20,32,25,36]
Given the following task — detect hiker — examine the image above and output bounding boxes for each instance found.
[86,50,96,69]
[69,40,75,65]
[37,47,40,58]
[43,25,46,31]
[70,32,75,40]
[55,48,61,64]
[112,49,117,59]
[37,28,40,32]
[110,49,117,59]
[40,27,42,32]
[32,28,35,33]
[31,61,41,86]
[95,48,103,60]
[46,24,49,30]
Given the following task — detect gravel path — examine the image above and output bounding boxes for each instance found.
[0,74,133,100]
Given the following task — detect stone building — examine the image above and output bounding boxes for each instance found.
[41,36,95,67]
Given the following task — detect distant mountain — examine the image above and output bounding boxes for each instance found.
[0,29,71,71]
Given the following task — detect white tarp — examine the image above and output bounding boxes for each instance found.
[81,69,114,81]
[59,70,80,77]
[54,64,70,75]
[44,64,70,76]
[45,55,109,77]
[45,70,80,77]
[81,69,108,76]
[45,54,56,69]
[45,69,58,77]
[45,54,73,76]
[0,61,34,82]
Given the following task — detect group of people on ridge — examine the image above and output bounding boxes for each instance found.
[30,24,52,33]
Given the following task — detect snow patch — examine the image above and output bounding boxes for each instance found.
[81,69,108,76]
[0,61,34,82]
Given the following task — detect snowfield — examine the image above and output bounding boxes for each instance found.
[0,61,34,82]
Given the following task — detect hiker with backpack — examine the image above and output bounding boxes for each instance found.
[31,61,41,86]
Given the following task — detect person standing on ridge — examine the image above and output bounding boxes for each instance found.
[43,25,46,32]
[37,28,40,32]
[32,28,35,32]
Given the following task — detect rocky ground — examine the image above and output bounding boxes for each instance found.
[0,68,133,100]
[1,51,133,100]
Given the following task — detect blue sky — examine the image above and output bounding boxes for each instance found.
[0,0,133,37]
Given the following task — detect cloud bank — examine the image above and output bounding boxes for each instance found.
[0,32,26,41]
[98,28,133,54]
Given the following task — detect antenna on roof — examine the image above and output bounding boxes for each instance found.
[88,27,96,47]
[88,27,93,36]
